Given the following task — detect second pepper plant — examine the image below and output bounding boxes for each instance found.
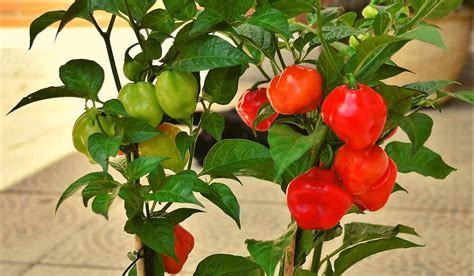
[9,0,473,275]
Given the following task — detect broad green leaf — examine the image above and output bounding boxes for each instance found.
[440,91,474,105]
[190,10,224,35]
[126,156,169,182]
[82,179,120,206]
[197,0,253,21]
[59,59,104,101]
[57,0,92,34]
[7,86,87,115]
[201,111,225,141]
[366,64,411,83]
[391,112,433,153]
[385,142,456,179]
[56,172,112,212]
[175,132,194,160]
[318,44,344,92]
[147,165,166,191]
[334,237,423,274]
[102,99,128,116]
[280,151,314,192]
[270,1,315,17]
[201,183,241,228]
[194,254,261,276]
[392,183,408,194]
[143,38,162,60]
[202,139,273,177]
[110,157,128,179]
[343,222,419,245]
[144,170,203,206]
[294,230,314,266]
[311,26,360,45]
[173,35,254,72]
[375,84,419,115]
[247,8,291,38]
[236,24,275,58]
[252,103,276,132]
[91,193,116,219]
[141,9,175,34]
[352,36,410,81]
[404,80,458,95]
[203,65,246,105]
[116,0,155,22]
[234,160,276,182]
[119,186,143,219]
[373,11,391,36]
[295,269,317,276]
[164,0,197,21]
[88,133,122,172]
[246,222,298,276]
[165,208,204,225]
[116,117,161,144]
[410,0,462,19]
[131,217,176,257]
[29,10,65,49]
[324,261,334,276]
[400,25,446,49]
[268,125,325,180]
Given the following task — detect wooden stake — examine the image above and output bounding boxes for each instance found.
[284,234,297,275]
[135,235,146,276]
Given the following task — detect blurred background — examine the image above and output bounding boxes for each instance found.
[0,0,472,275]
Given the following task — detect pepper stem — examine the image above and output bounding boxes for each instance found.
[345,73,359,90]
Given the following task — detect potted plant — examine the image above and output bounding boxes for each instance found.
[8,0,472,275]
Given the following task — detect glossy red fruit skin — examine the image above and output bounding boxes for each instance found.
[236,88,278,131]
[334,144,389,195]
[267,65,323,114]
[161,224,194,274]
[354,158,397,211]
[321,84,387,149]
[287,167,353,230]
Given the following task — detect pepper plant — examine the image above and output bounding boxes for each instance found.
[9,0,473,275]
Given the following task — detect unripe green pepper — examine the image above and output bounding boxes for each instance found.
[349,34,369,48]
[72,108,116,161]
[362,5,379,19]
[139,123,189,173]
[118,82,163,127]
[155,70,198,119]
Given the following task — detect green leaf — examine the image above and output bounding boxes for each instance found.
[343,222,419,246]
[194,254,261,276]
[57,1,92,34]
[141,9,175,34]
[56,172,113,212]
[246,222,298,276]
[199,182,241,228]
[404,80,458,95]
[410,0,462,19]
[190,10,224,35]
[147,165,166,191]
[440,91,474,105]
[270,1,315,17]
[366,64,411,83]
[201,139,273,177]
[375,84,419,115]
[236,24,275,58]
[82,180,120,207]
[165,208,204,225]
[119,186,144,219]
[247,8,290,38]
[144,170,203,206]
[164,0,197,21]
[7,86,87,115]
[29,10,66,49]
[201,111,225,141]
[197,0,253,21]
[110,157,128,179]
[391,112,433,153]
[294,230,314,266]
[88,133,123,172]
[91,193,116,219]
[102,99,128,116]
[295,269,317,276]
[131,217,176,257]
[280,150,314,192]
[385,142,456,179]
[318,44,344,92]
[373,11,391,36]
[400,25,446,49]
[234,161,276,182]
[175,132,194,160]
[172,35,254,72]
[334,237,423,274]
[116,117,161,144]
[126,156,169,182]
[203,65,246,105]
[311,26,360,45]
[324,261,333,276]
[352,36,410,82]
[392,183,408,194]
[59,59,104,101]
[268,125,325,180]
[116,0,155,22]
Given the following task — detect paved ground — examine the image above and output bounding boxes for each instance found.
[0,28,473,276]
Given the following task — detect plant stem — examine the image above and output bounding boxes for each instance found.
[283,232,297,275]
[318,246,345,266]
[314,0,344,81]
[256,64,272,80]
[90,14,122,92]
[273,35,287,69]
[310,237,323,272]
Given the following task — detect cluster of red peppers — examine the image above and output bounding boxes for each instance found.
[236,65,397,230]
